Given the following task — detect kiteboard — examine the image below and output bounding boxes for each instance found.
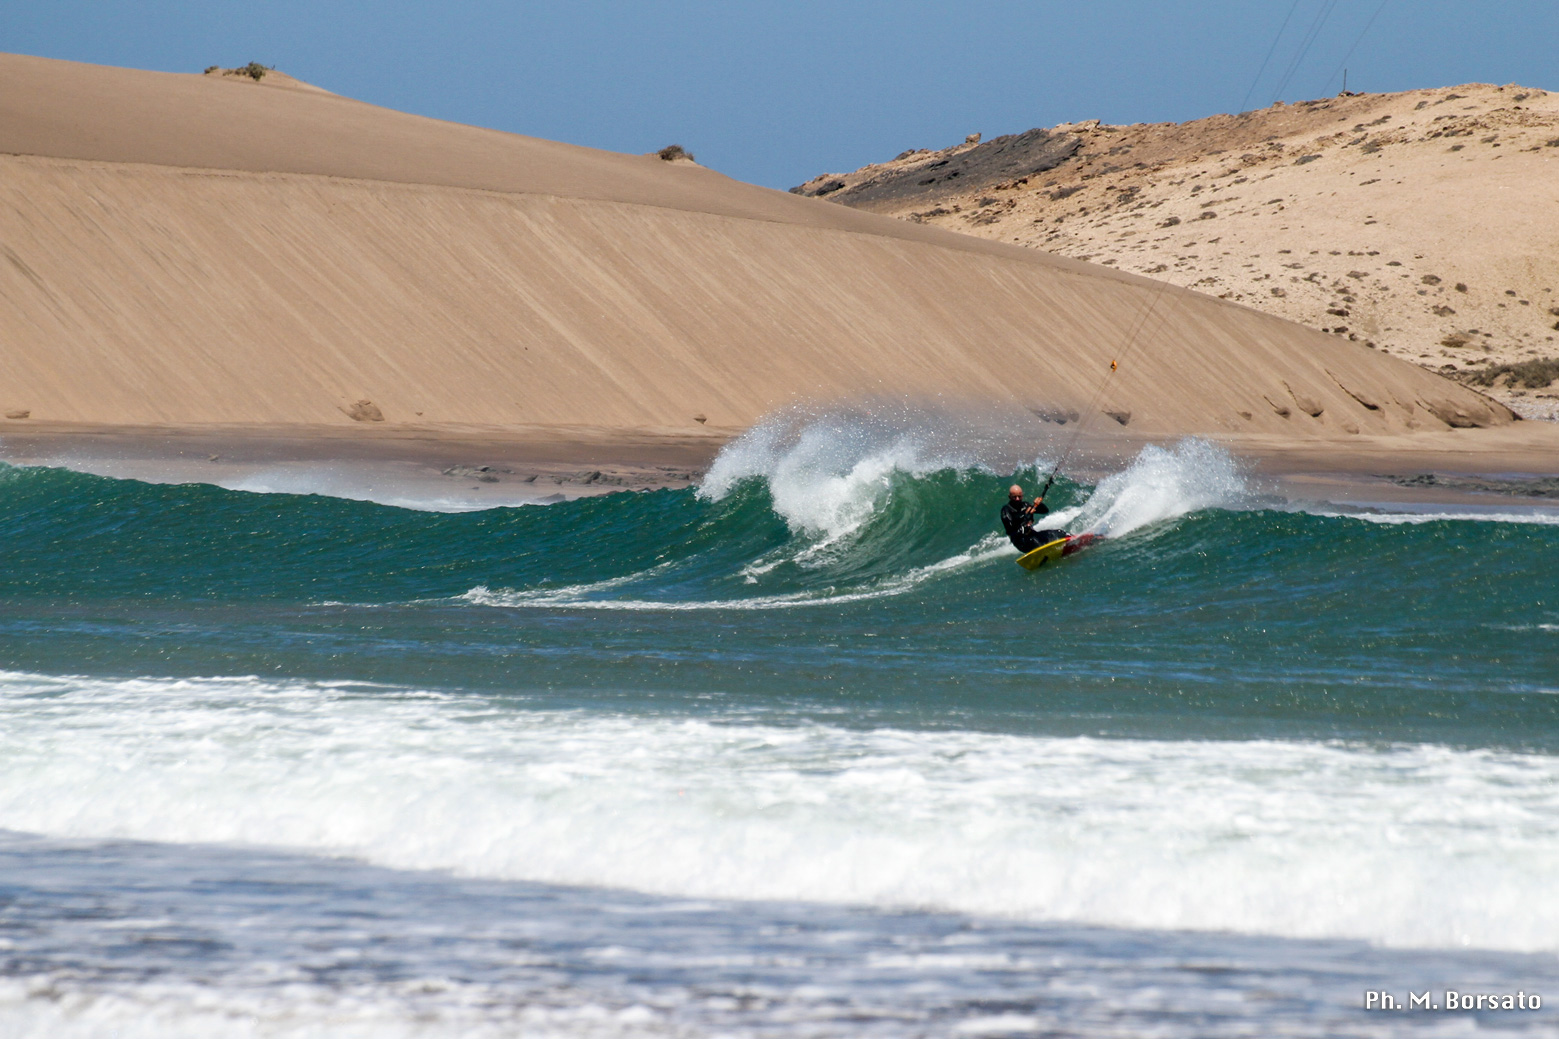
[1015,533,1102,571]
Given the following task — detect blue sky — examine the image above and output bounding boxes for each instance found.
[7,1,1556,189]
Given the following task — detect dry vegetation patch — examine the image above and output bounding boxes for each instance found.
[205,62,273,82]
[796,83,1559,418]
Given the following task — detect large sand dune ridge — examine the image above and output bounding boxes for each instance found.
[0,53,1519,451]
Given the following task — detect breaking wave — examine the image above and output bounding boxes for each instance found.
[466,412,1248,611]
[2,669,1558,952]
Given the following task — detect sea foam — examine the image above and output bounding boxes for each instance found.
[698,407,984,541]
[3,669,1557,954]
[1048,437,1249,538]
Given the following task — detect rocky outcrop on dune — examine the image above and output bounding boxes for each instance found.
[801,128,1084,209]
[796,85,1559,420]
[0,54,1519,447]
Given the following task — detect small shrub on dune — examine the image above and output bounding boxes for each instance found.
[657,144,695,162]
[1460,357,1559,389]
[206,62,272,81]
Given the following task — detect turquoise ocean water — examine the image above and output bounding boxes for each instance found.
[2,413,1557,1036]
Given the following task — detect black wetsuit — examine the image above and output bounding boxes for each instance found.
[1001,499,1068,553]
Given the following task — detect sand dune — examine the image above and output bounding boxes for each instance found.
[0,53,1532,463]
[796,84,1559,421]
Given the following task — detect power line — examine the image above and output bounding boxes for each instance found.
[1238,0,1304,114]
[1322,0,1392,95]
[1038,1,1364,496]
[1270,0,1341,104]
[1038,280,1191,498]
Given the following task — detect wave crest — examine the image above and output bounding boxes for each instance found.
[698,408,987,541]
[1053,437,1249,538]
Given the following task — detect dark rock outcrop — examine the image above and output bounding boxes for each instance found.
[792,128,1082,209]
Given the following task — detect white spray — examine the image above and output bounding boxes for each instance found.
[699,408,984,542]
[1047,438,1249,539]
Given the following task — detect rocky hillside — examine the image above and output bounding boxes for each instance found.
[795,84,1559,418]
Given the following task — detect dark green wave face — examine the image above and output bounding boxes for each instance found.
[1,433,1556,749]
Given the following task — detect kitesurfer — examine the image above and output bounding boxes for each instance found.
[1001,484,1069,552]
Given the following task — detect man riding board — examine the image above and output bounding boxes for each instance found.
[1001,484,1069,553]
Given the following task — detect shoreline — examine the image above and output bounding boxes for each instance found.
[5,420,1559,511]
[0,423,728,508]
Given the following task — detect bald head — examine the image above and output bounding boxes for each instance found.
[1008,484,1024,500]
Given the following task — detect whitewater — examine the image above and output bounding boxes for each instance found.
[2,412,1557,1037]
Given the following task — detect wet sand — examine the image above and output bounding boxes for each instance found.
[0,424,724,509]
[6,419,1557,512]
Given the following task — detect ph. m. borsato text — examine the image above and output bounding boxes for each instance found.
[1365,991,1542,1011]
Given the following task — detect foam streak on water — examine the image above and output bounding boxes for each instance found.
[3,670,1557,954]
[1313,506,1559,527]
[10,833,1554,1039]
[458,535,1015,611]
